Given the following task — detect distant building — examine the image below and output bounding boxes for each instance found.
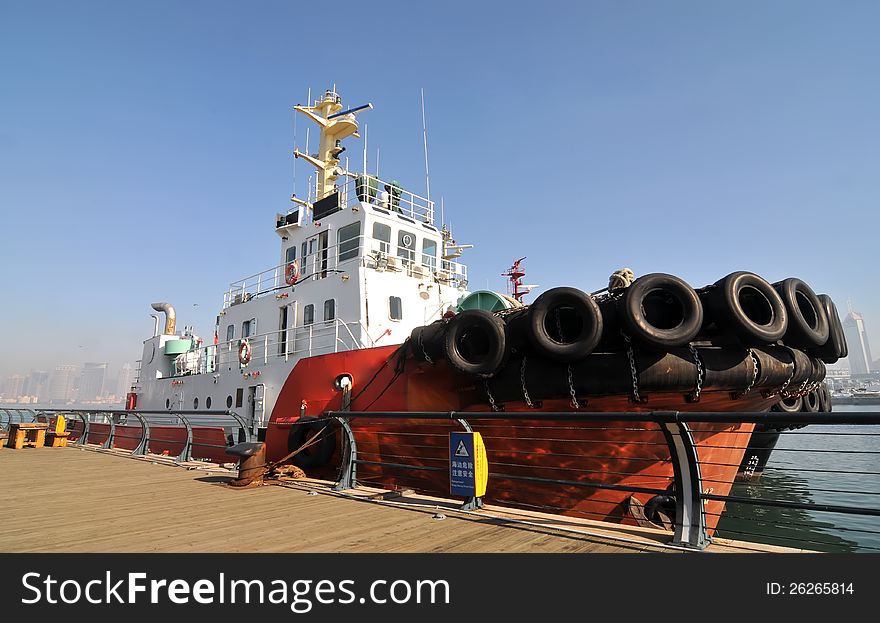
[79,362,108,402]
[843,311,873,377]
[2,375,26,400]
[116,363,133,398]
[48,365,78,403]
[24,370,49,402]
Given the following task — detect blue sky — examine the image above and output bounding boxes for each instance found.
[1,0,878,377]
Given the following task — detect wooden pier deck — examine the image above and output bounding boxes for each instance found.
[0,446,801,553]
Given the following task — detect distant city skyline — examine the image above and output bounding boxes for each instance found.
[0,361,135,405]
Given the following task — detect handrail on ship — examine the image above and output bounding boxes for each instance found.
[161,318,377,378]
[223,234,466,308]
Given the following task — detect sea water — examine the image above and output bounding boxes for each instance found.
[714,404,880,552]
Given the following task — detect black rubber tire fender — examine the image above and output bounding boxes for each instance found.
[702,272,787,345]
[818,383,832,412]
[802,389,820,413]
[443,309,508,378]
[809,294,846,362]
[287,418,336,469]
[773,278,830,348]
[772,395,803,413]
[620,273,703,349]
[526,287,603,362]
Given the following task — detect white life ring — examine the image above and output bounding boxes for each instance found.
[238,340,252,365]
[285,260,300,285]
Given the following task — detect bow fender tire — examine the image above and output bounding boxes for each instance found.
[772,395,803,414]
[620,273,703,349]
[818,383,832,412]
[443,309,508,378]
[701,272,787,345]
[526,287,603,362]
[802,389,821,413]
[773,278,830,349]
[809,294,846,363]
[288,419,336,469]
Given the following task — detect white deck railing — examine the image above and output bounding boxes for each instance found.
[168,319,376,378]
[224,235,467,308]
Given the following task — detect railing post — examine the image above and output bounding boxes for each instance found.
[103,414,116,450]
[332,382,357,491]
[455,417,484,511]
[333,417,358,491]
[127,412,150,456]
[176,413,194,462]
[226,410,254,443]
[658,413,710,550]
[264,334,269,365]
[80,412,92,445]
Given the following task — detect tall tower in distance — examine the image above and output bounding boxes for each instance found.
[843,309,873,377]
[79,362,108,402]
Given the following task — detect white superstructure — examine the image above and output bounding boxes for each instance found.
[131,89,470,435]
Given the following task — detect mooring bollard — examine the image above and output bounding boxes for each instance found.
[225,441,266,487]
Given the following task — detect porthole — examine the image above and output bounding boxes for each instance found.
[206,397,212,409]
[193,397,199,409]
[226,395,233,409]
[165,398,170,409]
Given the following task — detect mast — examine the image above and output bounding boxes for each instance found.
[293,88,372,204]
[503,257,536,304]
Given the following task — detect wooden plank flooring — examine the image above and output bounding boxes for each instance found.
[0,446,801,553]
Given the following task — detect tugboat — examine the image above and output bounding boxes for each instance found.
[118,88,846,534]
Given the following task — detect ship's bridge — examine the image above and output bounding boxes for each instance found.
[223,175,467,309]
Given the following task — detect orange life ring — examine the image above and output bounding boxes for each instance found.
[285,260,300,285]
[238,340,252,365]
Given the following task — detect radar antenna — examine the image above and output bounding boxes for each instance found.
[503,257,537,304]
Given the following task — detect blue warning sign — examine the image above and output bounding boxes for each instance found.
[449,431,488,497]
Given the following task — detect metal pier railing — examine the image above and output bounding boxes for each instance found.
[3,406,878,552]
[0,407,253,464]
[317,410,880,551]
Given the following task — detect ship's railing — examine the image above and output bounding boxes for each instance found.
[223,234,467,308]
[22,408,253,463]
[167,319,376,377]
[302,409,880,552]
[334,174,434,224]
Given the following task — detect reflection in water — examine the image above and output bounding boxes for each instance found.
[716,415,880,552]
[716,470,861,552]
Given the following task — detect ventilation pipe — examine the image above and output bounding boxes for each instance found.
[151,302,177,335]
[150,314,160,338]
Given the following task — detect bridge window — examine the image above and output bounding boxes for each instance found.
[324,299,336,322]
[373,222,391,254]
[337,222,361,262]
[390,296,402,321]
[422,238,437,272]
[303,304,314,326]
[285,246,296,263]
[397,230,416,265]
[226,324,234,342]
[242,318,256,338]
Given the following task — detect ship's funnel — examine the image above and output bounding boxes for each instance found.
[151,302,177,335]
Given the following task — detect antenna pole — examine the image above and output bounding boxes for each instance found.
[363,123,368,174]
[304,87,311,157]
[376,147,380,178]
[421,88,431,203]
[292,102,298,197]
